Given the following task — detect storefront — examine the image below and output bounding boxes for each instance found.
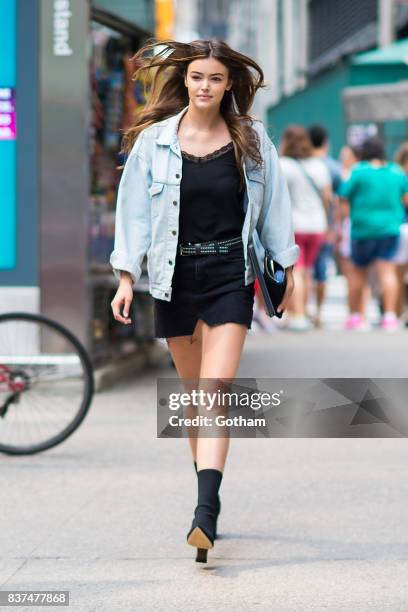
[88,7,156,363]
[267,37,408,157]
[0,0,157,365]
[342,39,408,154]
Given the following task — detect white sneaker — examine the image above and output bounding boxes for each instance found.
[258,312,278,333]
[286,316,313,332]
[249,319,263,333]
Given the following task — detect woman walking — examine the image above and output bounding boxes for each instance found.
[109,38,299,563]
[280,126,332,331]
[337,145,372,330]
[339,137,408,331]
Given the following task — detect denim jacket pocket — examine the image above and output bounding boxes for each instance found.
[148,182,165,196]
[148,182,164,217]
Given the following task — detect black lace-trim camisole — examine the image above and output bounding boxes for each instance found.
[178,141,245,243]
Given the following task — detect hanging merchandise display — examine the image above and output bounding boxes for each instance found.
[89,20,154,361]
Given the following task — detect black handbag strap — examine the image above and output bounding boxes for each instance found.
[249,230,270,256]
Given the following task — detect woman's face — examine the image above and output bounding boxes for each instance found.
[184,57,232,110]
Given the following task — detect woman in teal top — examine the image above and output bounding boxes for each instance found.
[339,137,408,331]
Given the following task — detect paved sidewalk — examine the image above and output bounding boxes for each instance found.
[245,271,407,378]
[2,339,408,611]
[243,326,408,378]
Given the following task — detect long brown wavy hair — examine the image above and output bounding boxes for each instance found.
[121,38,267,188]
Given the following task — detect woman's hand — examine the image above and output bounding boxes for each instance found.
[277,266,294,314]
[111,275,134,325]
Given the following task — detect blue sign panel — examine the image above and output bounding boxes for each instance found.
[0,0,16,269]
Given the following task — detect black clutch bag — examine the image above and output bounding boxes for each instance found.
[248,241,287,319]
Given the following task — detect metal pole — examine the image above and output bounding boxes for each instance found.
[298,0,308,90]
[39,0,91,349]
[378,0,395,48]
[283,0,294,96]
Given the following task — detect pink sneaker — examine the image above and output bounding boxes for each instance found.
[344,314,363,330]
[381,317,398,332]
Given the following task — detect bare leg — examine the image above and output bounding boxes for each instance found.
[348,262,369,316]
[395,264,408,317]
[339,256,353,313]
[166,319,204,462]
[304,269,313,313]
[196,321,248,473]
[314,278,328,326]
[289,267,307,316]
[315,281,325,309]
[185,321,248,561]
[374,260,399,314]
[361,284,372,317]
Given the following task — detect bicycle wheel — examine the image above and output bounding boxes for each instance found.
[0,312,94,455]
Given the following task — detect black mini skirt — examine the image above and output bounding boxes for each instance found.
[153,240,255,339]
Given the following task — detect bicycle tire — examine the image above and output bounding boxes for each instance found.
[0,312,94,455]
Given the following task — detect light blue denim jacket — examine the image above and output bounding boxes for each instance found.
[110,105,299,301]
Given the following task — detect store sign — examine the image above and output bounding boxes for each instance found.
[0,88,16,140]
[347,124,378,147]
[53,0,73,56]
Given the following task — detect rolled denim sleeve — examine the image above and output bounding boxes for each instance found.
[256,128,300,268]
[109,133,151,285]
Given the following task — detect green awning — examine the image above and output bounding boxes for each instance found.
[92,0,154,33]
[352,37,408,65]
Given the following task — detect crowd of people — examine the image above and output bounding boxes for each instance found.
[252,125,408,333]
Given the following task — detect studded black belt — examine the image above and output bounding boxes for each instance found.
[178,235,243,256]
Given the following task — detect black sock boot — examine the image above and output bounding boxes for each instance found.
[193,461,221,539]
[187,468,223,563]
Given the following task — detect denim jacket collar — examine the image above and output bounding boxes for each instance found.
[155,105,258,172]
[156,105,190,147]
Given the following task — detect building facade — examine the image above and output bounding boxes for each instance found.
[267,0,408,156]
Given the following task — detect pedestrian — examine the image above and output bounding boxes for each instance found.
[338,145,372,330]
[280,125,332,331]
[393,142,408,324]
[308,125,342,328]
[109,38,299,563]
[339,137,408,331]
